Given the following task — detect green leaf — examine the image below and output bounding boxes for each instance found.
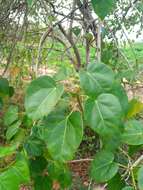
[90,150,119,183]
[25,76,64,120]
[0,155,30,190]
[30,157,47,177]
[48,162,72,188]
[34,175,52,190]
[29,157,52,189]
[84,93,122,136]
[128,145,143,156]
[79,62,114,97]
[0,78,9,97]
[6,120,21,140]
[107,173,125,190]
[137,166,143,190]
[27,0,33,7]
[45,112,83,162]
[24,137,44,157]
[122,120,143,145]
[122,187,134,190]
[111,82,129,116]
[91,0,116,20]
[11,129,26,145]
[54,67,73,81]
[102,135,122,152]
[127,99,143,119]
[4,105,19,126]
[0,145,17,158]
[72,26,81,36]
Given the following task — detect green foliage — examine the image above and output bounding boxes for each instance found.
[0,155,30,190]
[122,120,143,145]
[90,150,119,182]
[107,173,125,190]
[137,166,143,190]
[0,78,10,97]
[1,61,143,189]
[6,120,21,140]
[25,76,64,120]
[122,187,134,190]
[24,136,44,157]
[44,111,83,162]
[0,145,17,158]
[84,93,122,136]
[79,62,114,97]
[4,105,19,126]
[27,0,33,7]
[91,0,116,20]
[127,99,143,119]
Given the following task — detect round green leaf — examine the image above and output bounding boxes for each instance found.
[138,166,143,190]
[45,112,83,162]
[25,76,64,120]
[90,150,119,183]
[91,0,116,20]
[84,93,122,136]
[122,120,143,145]
[79,62,114,97]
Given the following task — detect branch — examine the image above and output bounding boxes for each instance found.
[58,23,81,70]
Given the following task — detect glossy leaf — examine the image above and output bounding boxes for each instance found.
[6,120,21,140]
[0,155,30,190]
[137,166,143,190]
[25,76,64,120]
[4,105,18,126]
[45,112,83,162]
[90,150,119,183]
[84,93,122,136]
[79,62,114,97]
[122,120,143,145]
[91,0,116,20]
